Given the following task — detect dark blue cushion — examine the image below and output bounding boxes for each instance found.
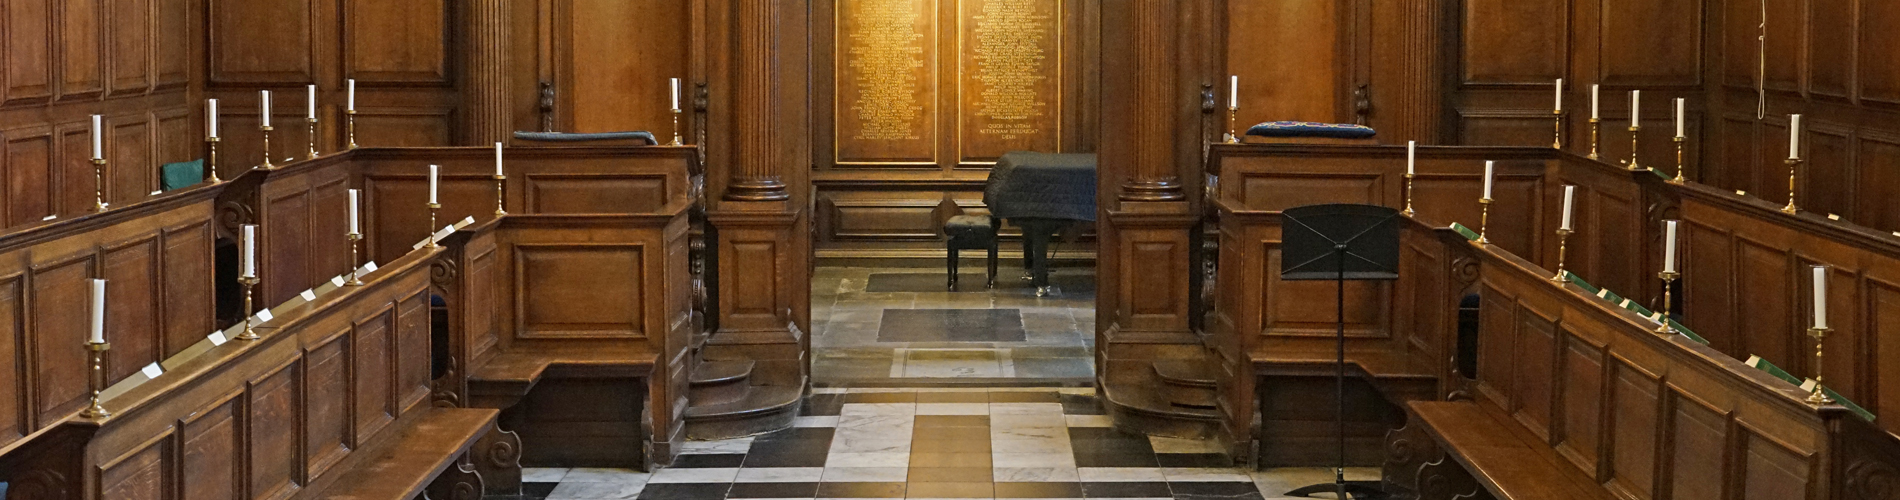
[1246,121,1377,139]
[512,131,657,144]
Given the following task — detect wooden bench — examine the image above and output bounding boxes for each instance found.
[467,346,658,469]
[1398,401,1613,500]
[317,408,501,500]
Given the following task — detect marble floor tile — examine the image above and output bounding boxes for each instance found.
[1076,467,1167,482]
[916,402,991,415]
[736,467,826,483]
[993,466,1080,482]
[822,466,911,483]
[648,467,740,484]
[523,467,569,483]
[990,452,1076,468]
[561,467,652,482]
[545,480,647,499]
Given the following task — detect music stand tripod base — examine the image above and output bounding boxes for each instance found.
[1286,481,1392,500]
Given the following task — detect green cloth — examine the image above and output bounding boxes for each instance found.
[1449,223,1480,241]
[160,159,204,191]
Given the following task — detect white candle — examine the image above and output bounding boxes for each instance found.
[1789,114,1802,160]
[90,115,103,160]
[260,91,271,128]
[494,143,504,176]
[1229,75,1239,110]
[1560,185,1575,231]
[208,99,219,139]
[1663,220,1678,273]
[1482,161,1495,200]
[1812,265,1828,329]
[241,224,256,278]
[1630,90,1641,128]
[428,164,439,204]
[1675,98,1686,138]
[307,84,317,119]
[670,78,681,111]
[1554,79,1564,112]
[1591,85,1600,120]
[347,189,360,235]
[1406,141,1416,176]
[346,79,356,111]
[90,279,106,344]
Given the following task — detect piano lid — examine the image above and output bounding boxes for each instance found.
[983,152,1098,222]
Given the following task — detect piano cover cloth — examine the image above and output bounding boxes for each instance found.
[982,152,1098,222]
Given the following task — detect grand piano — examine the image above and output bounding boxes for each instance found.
[982,152,1097,295]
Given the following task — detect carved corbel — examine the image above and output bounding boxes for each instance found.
[474,424,524,496]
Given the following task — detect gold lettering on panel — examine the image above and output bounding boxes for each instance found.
[836,0,936,164]
[961,0,1060,162]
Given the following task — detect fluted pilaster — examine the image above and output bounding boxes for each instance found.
[724,0,790,201]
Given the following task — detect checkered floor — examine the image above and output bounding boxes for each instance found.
[498,388,1375,499]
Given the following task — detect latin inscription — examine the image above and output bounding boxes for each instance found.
[970,0,1051,140]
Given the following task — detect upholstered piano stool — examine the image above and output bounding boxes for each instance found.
[943,215,999,290]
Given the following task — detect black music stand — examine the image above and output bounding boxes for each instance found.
[1279,204,1400,500]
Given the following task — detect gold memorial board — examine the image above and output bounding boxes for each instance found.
[835,0,938,165]
[959,0,1061,164]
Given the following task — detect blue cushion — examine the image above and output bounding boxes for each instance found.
[1245,121,1377,139]
[160,159,205,191]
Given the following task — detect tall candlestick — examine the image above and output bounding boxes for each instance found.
[1553,80,1567,149]
[206,98,222,183]
[1789,114,1802,160]
[1554,79,1564,111]
[344,79,358,149]
[1230,76,1240,110]
[495,143,504,176]
[428,164,439,205]
[347,79,356,111]
[1663,220,1678,273]
[241,224,256,278]
[1406,141,1416,176]
[207,99,219,139]
[494,143,508,216]
[90,279,106,344]
[1560,185,1575,231]
[671,78,681,111]
[348,189,360,235]
[1482,161,1495,200]
[1627,91,1645,171]
[260,91,271,128]
[91,115,103,160]
[305,85,320,160]
[307,84,317,119]
[1591,85,1600,120]
[1813,266,1828,329]
[1675,98,1686,138]
[1630,90,1641,128]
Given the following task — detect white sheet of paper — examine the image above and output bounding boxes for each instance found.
[254,309,274,323]
[332,276,346,287]
[300,289,316,301]
[41,215,56,221]
[141,363,163,378]
[363,262,377,272]
[456,216,475,228]
[208,331,227,346]
[1595,289,1610,298]
[150,190,163,196]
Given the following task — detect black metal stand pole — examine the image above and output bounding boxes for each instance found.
[1335,247,1348,500]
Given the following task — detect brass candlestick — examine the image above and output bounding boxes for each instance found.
[237,275,259,340]
[1671,136,1687,184]
[260,125,275,168]
[1656,271,1678,334]
[1625,125,1645,171]
[346,233,364,286]
[426,202,441,248]
[305,117,320,160]
[205,137,222,183]
[670,108,684,146]
[1552,228,1573,283]
[81,341,111,419]
[1587,118,1602,160]
[1552,109,1565,149]
[1782,157,1801,214]
[493,174,507,216]
[1806,326,1833,405]
[345,110,359,149]
[91,158,108,212]
[1400,172,1417,217]
[1224,107,1239,144]
[1476,198,1493,244]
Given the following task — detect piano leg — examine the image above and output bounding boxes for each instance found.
[986,239,998,288]
[948,245,960,290]
[1021,233,1036,282]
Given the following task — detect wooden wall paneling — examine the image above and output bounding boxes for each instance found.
[1606,355,1661,500]
[1714,114,1757,193]
[1477,283,1515,407]
[153,0,187,87]
[4,126,56,226]
[159,219,213,358]
[1863,0,1900,105]
[1461,0,1565,87]
[1851,133,1900,232]
[831,0,938,166]
[351,106,455,148]
[1800,123,1852,219]
[178,390,242,500]
[817,189,950,243]
[1598,0,1701,88]
[342,0,449,84]
[395,291,429,412]
[153,107,192,166]
[58,123,95,216]
[247,357,303,500]
[522,173,669,214]
[5,0,57,103]
[262,179,313,305]
[1509,302,1558,441]
[512,244,645,339]
[106,0,153,95]
[1759,0,1800,94]
[101,236,160,383]
[1554,330,1605,477]
[0,275,22,450]
[1665,388,1730,500]
[303,328,351,479]
[1873,278,1900,428]
[208,0,312,83]
[60,0,104,99]
[110,114,154,206]
[30,256,94,428]
[1680,218,1736,355]
[1738,426,1813,500]
[1733,236,1793,364]
[1228,0,1346,124]
[1806,0,1852,100]
[552,0,690,134]
[97,431,172,500]
[351,307,393,446]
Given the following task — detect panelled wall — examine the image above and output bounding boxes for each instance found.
[810,0,1100,258]
[508,0,697,136]
[0,0,198,228]
[1219,0,1445,144]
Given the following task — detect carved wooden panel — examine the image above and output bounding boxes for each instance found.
[514,245,644,339]
[834,0,938,165]
[957,0,1062,163]
[1668,390,1729,500]
[31,257,93,427]
[107,0,152,95]
[208,0,313,83]
[524,174,668,214]
[1600,0,1699,87]
[179,391,241,500]
[395,292,429,411]
[1555,332,1604,477]
[1740,430,1812,500]
[304,330,351,478]
[60,0,104,98]
[99,433,171,500]
[1229,0,1343,123]
[353,308,393,445]
[1510,305,1556,440]
[161,221,214,358]
[553,0,691,134]
[4,0,55,103]
[343,0,449,83]
[1461,0,1564,85]
[102,237,160,383]
[1608,358,1660,500]
[0,277,22,448]
[3,127,55,225]
[247,359,303,500]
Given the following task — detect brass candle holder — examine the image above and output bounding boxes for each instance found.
[260,125,275,169]
[1782,157,1802,214]
[1552,109,1565,149]
[305,117,320,160]
[1587,118,1602,160]
[1224,107,1239,144]
[1476,198,1493,244]
[346,233,364,286]
[345,110,359,149]
[1625,125,1645,171]
[1551,228,1573,283]
[670,108,684,146]
[1400,172,1417,217]
[92,158,109,212]
[426,202,441,248]
[205,137,222,183]
[1671,136,1687,184]
[1656,271,1678,334]
[81,341,111,418]
[1806,326,1833,406]
[237,275,259,340]
[493,174,507,216]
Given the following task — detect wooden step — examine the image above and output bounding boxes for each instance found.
[1102,381,1222,440]
[1153,359,1217,389]
[689,360,756,407]
[684,384,801,440]
[1168,386,1220,410]
[691,359,755,385]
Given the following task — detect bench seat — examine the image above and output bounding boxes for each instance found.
[318,407,499,500]
[1408,401,1614,500]
[469,346,657,399]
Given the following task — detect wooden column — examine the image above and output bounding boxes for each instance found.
[1117,0,1189,203]
[722,0,791,202]
[463,0,511,144]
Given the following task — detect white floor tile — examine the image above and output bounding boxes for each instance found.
[648,467,740,483]
[546,481,645,499]
[522,467,569,483]
[735,467,825,482]
[560,467,651,483]
[994,466,1080,482]
[1077,467,1166,481]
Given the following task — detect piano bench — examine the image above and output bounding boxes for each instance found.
[944,215,999,290]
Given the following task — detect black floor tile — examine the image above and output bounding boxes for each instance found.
[1059,393,1107,415]
[1170,481,1266,499]
[637,483,732,500]
[1157,452,1234,468]
[1081,481,1173,498]
[726,481,821,498]
[522,482,558,496]
[671,453,748,468]
[800,393,845,416]
[877,309,1027,342]
[745,427,835,467]
[1069,428,1159,467]
[754,426,835,442]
